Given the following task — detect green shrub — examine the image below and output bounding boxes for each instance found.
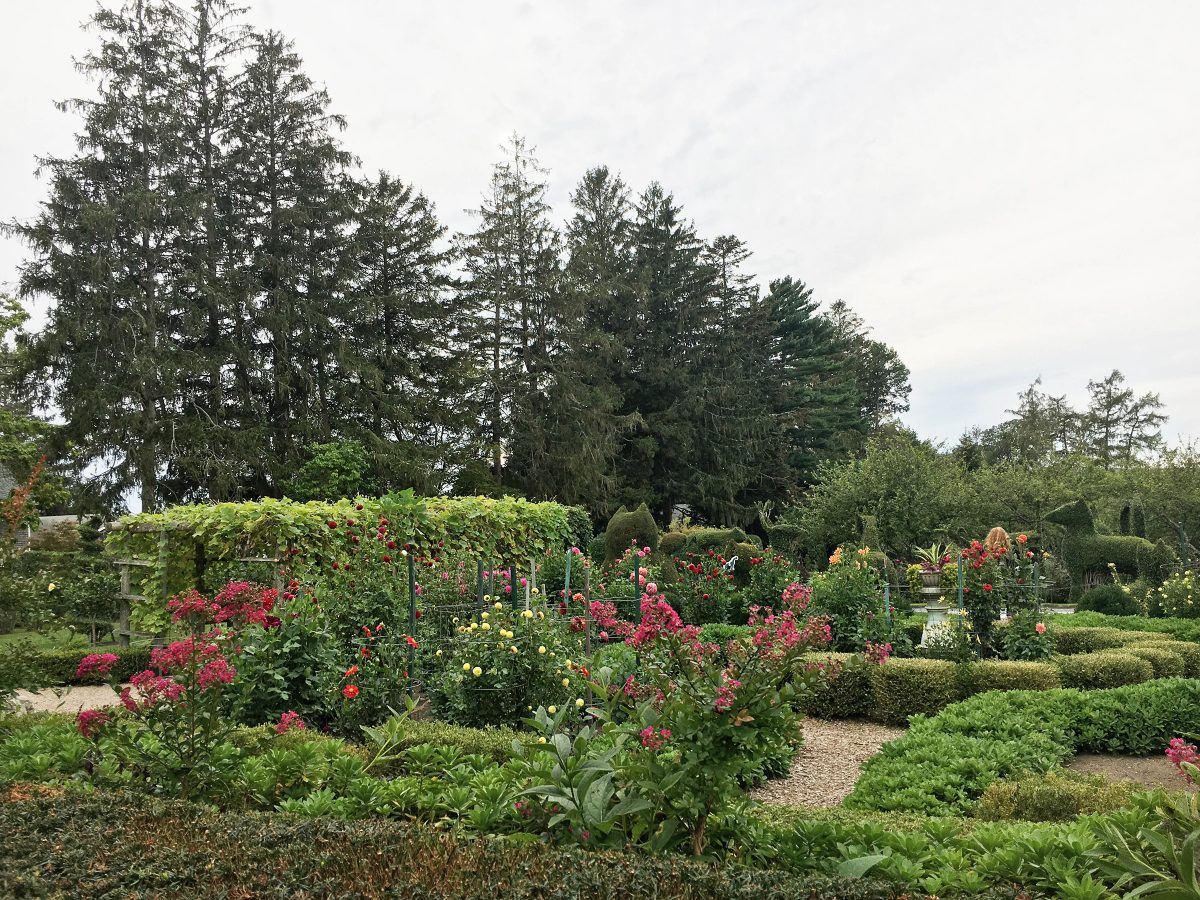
[1060,612,1200,643]
[1156,571,1200,618]
[603,503,659,560]
[1054,652,1154,689]
[1077,584,1141,616]
[1131,639,1200,676]
[869,658,960,726]
[698,623,751,646]
[657,526,747,558]
[1052,626,1160,655]
[848,679,1200,815]
[28,645,153,685]
[964,660,1061,694]
[977,770,1142,822]
[1099,646,1185,679]
[802,654,873,719]
[0,793,916,900]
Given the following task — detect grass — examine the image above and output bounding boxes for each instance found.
[0,626,135,651]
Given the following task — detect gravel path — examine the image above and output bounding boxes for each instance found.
[753,718,906,807]
[10,685,123,714]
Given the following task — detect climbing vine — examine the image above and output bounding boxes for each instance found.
[107,493,581,631]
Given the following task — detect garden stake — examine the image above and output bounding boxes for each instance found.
[407,553,417,688]
[956,556,965,609]
[475,559,484,612]
[509,564,517,603]
[526,557,534,609]
[563,547,572,607]
[883,583,891,628]
[584,565,593,706]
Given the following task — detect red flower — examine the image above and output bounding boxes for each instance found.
[345,665,359,677]
[983,583,993,592]
[360,647,371,658]
[403,635,419,649]
[342,684,359,699]
[327,520,338,529]
[1017,534,1028,544]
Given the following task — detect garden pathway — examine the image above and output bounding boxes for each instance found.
[11,685,122,714]
[753,718,905,807]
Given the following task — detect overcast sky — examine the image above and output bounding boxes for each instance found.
[2,1,1198,447]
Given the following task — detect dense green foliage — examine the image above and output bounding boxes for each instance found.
[847,678,1200,815]
[1077,583,1142,616]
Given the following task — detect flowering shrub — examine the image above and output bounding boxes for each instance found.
[425,599,585,727]
[809,547,884,651]
[585,592,833,855]
[74,582,280,798]
[1166,737,1200,784]
[1001,611,1053,661]
[668,550,737,625]
[1157,572,1198,618]
[329,623,415,736]
[738,552,799,621]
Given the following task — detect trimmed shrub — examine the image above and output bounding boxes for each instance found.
[1131,639,1200,677]
[603,503,659,560]
[964,660,1061,694]
[1052,627,1160,655]
[1099,646,1185,679]
[977,770,1142,822]
[870,658,960,726]
[698,623,752,646]
[29,645,153,686]
[1060,612,1200,643]
[1055,652,1153,689]
[802,654,873,719]
[1076,584,1141,616]
[0,794,917,900]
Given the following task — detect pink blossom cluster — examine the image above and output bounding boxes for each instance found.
[628,597,686,649]
[864,641,893,665]
[1167,737,1200,784]
[121,670,185,712]
[275,710,306,734]
[639,726,672,750]
[212,581,281,629]
[589,600,633,640]
[714,672,743,713]
[75,652,120,680]
[75,707,111,738]
[780,582,812,612]
[747,608,832,658]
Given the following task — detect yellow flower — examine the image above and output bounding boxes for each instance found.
[481,611,489,620]
[494,601,503,611]
[575,698,585,708]
[510,647,519,654]
[548,705,556,714]
[538,736,547,744]
[562,678,570,688]
[522,609,534,619]
[47,583,57,592]
[452,616,459,624]
[538,645,547,655]
[565,659,574,668]
[435,649,443,657]
[531,587,540,595]
[462,663,471,672]
[481,622,490,631]
[468,622,478,631]
[472,666,483,677]
[537,611,545,619]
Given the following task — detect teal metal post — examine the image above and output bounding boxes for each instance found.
[563,549,573,608]
[407,554,417,684]
[956,557,965,609]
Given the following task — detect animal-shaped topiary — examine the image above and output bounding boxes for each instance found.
[1043,500,1175,598]
[603,503,660,561]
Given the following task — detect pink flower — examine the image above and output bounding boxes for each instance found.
[639,726,671,751]
[76,708,111,738]
[76,653,120,680]
[196,657,236,690]
[275,710,306,734]
[645,582,658,595]
[1034,622,1047,634]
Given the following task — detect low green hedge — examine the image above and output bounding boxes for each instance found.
[1057,612,1200,643]
[976,770,1144,822]
[804,654,872,719]
[1051,626,1163,655]
[27,645,153,685]
[1133,639,1200,676]
[0,793,919,900]
[846,678,1200,816]
[869,659,960,726]
[1100,646,1185,679]
[963,660,1061,694]
[1055,652,1154,689]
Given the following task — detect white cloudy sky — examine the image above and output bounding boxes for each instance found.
[2,1,1198,446]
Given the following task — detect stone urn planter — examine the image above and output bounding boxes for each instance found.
[920,602,951,647]
[919,570,942,590]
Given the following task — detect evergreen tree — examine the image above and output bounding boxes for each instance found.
[1083,369,1167,467]
[340,172,467,494]
[225,29,353,493]
[824,300,911,444]
[9,0,186,511]
[454,136,562,489]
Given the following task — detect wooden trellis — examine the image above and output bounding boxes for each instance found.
[108,521,288,647]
